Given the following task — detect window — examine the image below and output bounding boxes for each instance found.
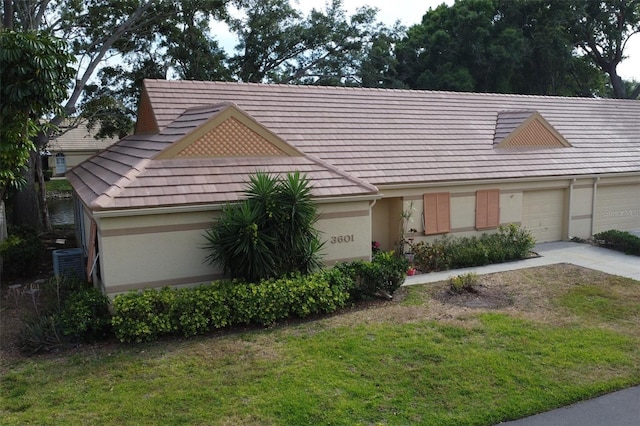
[423,192,450,235]
[55,153,66,174]
[476,189,500,229]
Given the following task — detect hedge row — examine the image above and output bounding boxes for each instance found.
[410,224,535,273]
[111,253,410,343]
[111,269,352,343]
[593,230,640,256]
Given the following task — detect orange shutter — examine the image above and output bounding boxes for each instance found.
[424,192,450,235]
[476,190,500,229]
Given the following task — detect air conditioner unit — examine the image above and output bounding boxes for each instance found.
[53,248,85,279]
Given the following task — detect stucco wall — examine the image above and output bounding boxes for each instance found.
[376,175,640,246]
[95,199,372,296]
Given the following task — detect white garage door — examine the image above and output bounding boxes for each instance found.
[522,189,565,243]
[594,185,640,234]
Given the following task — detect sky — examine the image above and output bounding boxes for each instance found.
[213,0,640,82]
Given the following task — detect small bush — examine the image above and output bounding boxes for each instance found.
[411,224,535,273]
[111,271,352,343]
[448,272,479,295]
[334,251,408,300]
[0,225,44,279]
[593,230,640,256]
[58,287,112,341]
[18,277,112,353]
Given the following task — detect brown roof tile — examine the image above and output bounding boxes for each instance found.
[137,80,639,187]
[69,80,640,211]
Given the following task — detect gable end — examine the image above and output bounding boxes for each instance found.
[495,111,572,148]
[155,104,303,160]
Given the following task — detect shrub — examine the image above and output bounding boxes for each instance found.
[111,271,352,343]
[448,272,479,295]
[0,225,44,279]
[58,286,111,341]
[593,230,640,256]
[17,277,112,353]
[334,251,408,300]
[111,288,177,343]
[411,224,535,273]
[203,172,324,282]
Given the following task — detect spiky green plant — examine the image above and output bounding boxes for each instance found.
[203,172,324,282]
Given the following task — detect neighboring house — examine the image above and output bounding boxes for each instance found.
[48,121,119,175]
[67,80,640,297]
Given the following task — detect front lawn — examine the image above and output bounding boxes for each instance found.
[2,264,640,425]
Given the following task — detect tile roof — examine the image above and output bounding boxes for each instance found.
[141,80,640,186]
[48,120,119,152]
[68,103,377,211]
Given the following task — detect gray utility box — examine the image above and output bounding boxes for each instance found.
[53,248,85,279]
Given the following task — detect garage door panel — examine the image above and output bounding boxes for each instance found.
[594,185,640,234]
[522,190,564,243]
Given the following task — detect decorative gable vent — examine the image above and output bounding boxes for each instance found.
[155,103,302,160]
[494,111,572,148]
[176,117,288,157]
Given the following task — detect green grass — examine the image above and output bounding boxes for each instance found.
[2,266,640,425]
[45,178,72,192]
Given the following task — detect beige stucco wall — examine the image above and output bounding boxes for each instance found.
[94,199,373,296]
[96,209,220,295]
[316,200,373,265]
[50,150,100,175]
[376,175,640,246]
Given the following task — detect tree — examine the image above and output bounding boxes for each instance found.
[569,0,640,99]
[1,0,231,229]
[0,31,74,206]
[229,0,382,85]
[394,0,609,96]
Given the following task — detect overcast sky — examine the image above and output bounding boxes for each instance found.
[214,0,640,82]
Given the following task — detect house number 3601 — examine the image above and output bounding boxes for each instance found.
[330,234,354,244]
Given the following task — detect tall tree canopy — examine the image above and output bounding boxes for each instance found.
[229,0,381,85]
[394,0,614,96]
[0,30,74,200]
[569,0,640,98]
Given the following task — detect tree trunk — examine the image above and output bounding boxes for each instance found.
[2,0,12,29]
[10,152,42,230]
[609,70,627,99]
[36,152,51,230]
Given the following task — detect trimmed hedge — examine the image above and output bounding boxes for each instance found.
[593,230,640,256]
[111,269,353,343]
[410,224,535,273]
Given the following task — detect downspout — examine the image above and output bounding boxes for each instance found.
[369,198,378,261]
[567,178,575,239]
[591,177,600,236]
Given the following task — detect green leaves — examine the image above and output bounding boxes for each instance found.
[0,31,74,198]
[203,172,324,282]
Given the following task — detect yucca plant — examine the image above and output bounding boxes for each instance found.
[203,172,324,282]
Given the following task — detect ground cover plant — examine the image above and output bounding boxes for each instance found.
[2,264,639,425]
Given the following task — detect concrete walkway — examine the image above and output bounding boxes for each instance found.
[403,241,640,287]
[401,241,640,426]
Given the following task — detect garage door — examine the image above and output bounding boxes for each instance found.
[594,185,640,234]
[522,189,565,243]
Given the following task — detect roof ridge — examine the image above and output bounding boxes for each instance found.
[142,79,640,103]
